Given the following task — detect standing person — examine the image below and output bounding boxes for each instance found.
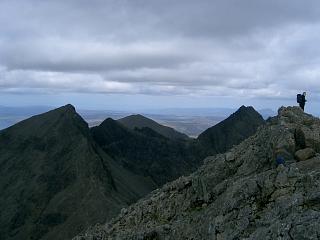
[297,92,307,111]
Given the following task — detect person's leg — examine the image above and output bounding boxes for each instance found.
[299,103,303,110]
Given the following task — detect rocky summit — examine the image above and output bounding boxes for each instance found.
[75,106,320,240]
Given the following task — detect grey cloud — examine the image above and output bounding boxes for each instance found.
[119,0,320,39]
[3,0,320,40]
[1,40,195,72]
[1,0,320,100]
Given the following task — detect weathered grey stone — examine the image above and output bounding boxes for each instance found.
[295,148,316,161]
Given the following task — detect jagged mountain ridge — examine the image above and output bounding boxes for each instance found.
[118,114,189,140]
[90,106,264,186]
[75,106,320,240]
[0,104,265,240]
[0,105,155,240]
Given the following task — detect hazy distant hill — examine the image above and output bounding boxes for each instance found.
[0,105,155,240]
[118,114,189,140]
[198,106,265,155]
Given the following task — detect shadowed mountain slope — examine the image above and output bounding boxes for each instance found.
[0,105,155,240]
[197,105,265,155]
[75,107,320,240]
[118,114,189,140]
[91,118,199,186]
[91,106,265,187]
[0,105,265,240]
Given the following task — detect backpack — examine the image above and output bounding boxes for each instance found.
[297,94,303,103]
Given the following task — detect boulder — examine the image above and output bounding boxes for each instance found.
[295,148,316,161]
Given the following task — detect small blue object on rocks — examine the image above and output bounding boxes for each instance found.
[276,156,285,166]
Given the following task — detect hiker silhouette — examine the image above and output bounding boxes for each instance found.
[297,92,307,111]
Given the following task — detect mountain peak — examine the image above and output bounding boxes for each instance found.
[118,114,189,140]
[48,104,77,116]
[101,117,117,125]
[131,114,146,118]
[0,104,88,140]
[0,105,154,240]
[45,104,76,115]
[235,105,258,115]
[60,103,76,112]
[238,105,254,111]
[119,114,156,124]
[198,105,265,154]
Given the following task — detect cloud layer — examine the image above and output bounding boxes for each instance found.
[1,0,320,101]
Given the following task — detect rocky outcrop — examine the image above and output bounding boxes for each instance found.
[74,106,320,240]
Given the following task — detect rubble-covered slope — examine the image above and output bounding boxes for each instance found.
[75,106,320,240]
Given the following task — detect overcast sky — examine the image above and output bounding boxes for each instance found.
[1,0,320,112]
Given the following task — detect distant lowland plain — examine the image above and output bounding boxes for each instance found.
[0,105,275,137]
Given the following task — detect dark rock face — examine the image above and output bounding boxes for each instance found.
[91,118,198,186]
[118,114,189,140]
[75,106,320,240]
[0,105,155,240]
[198,105,265,155]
